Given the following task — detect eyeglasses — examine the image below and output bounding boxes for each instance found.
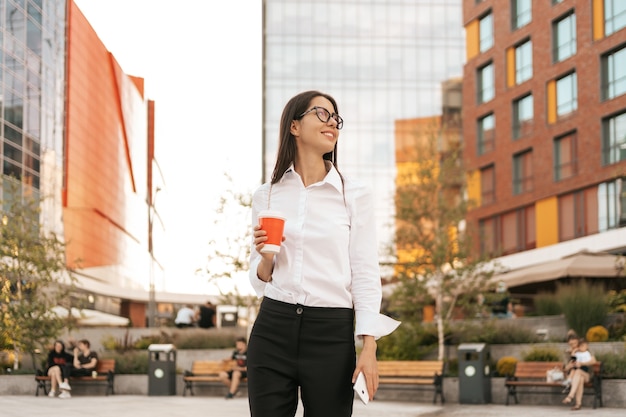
[298,106,344,130]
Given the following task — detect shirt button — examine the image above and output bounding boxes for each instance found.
[296,307,303,315]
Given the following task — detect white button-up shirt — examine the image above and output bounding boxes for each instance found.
[249,164,399,338]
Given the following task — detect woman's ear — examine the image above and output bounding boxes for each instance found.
[290,120,299,137]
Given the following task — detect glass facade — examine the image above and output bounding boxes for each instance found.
[263,0,465,250]
[0,0,66,234]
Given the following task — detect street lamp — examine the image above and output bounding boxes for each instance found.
[148,186,161,327]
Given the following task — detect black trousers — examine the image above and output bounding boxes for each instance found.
[247,297,355,417]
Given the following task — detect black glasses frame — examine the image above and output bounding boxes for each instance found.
[298,106,344,130]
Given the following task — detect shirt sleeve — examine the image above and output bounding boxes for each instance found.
[248,184,269,297]
[347,181,400,339]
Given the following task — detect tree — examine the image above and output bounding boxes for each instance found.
[0,178,75,369]
[197,174,259,327]
[391,118,497,360]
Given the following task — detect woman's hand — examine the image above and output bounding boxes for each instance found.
[252,224,285,282]
[352,336,378,401]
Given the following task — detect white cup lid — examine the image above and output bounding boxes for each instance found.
[258,210,285,220]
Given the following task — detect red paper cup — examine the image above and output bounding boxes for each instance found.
[258,210,286,254]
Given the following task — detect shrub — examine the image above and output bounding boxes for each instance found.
[532,292,562,316]
[596,352,626,379]
[607,314,626,341]
[556,281,608,337]
[522,345,562,362]
[105,350,149,374]
[450,320,538,345]
[377,322,438,360]
[586,325,609,342]
[496,356,518,377]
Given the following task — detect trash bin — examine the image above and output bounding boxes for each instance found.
[458,343,491,404]
[218,305,238,327]
[148,344,176,396]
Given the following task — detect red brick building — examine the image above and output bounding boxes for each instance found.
[462,1,626,273]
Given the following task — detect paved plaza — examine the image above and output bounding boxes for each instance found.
[1,395,625,417]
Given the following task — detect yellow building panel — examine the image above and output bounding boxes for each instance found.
[593,0,604,41]
[547,80,557,124]
[466,170,481,208]
[535,197,558,247]
[466,20,479,61]
[506,47,516,88]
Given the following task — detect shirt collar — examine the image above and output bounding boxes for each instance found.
[280,162,343,194]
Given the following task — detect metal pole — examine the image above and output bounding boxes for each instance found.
[148,187,161,327]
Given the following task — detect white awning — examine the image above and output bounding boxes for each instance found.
[51,306,130,327]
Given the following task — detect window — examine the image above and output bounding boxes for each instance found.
[477,62,494,103]
[602,111,626,165]
[599,178,626,230]
[477,113,495,155]
[513,94,533,139]
[605,0,626,36]
[500,206,536,254]
[479,217,497,256]
[479,13,494,52]
[559,189,598,241]
[515,40,532,84]
[554,131,578,181]
[553,12,576,62]
[480,165,495,205]
[512,0,531,30]
[512,150,533,195]
[601,46,626,101]
[556,72,577,116]
[552,0,564,4]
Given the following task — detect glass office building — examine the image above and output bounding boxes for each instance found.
[263,0,465,255]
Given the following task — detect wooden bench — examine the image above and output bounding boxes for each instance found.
[377,360,445,404]
[35,358,115,396]
[183,360,245,396]
[505,361,603,408]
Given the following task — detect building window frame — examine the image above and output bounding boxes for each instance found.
[512,93,533,139]
[479,13,494,52]
[553,11,576,63]
[480,164,495,206]
[556,71,578,117]
[477,62,494,104]
[511,0,532,30]
[512,149,533,195]
[515,39,533,84]
[602,111,626,165]
[601,44,626,101]
[553,131,578,181]
[605,0,626,36]
[598,178,626,230]
[477,113,495,155]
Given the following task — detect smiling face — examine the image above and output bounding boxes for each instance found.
[291,96,340,158]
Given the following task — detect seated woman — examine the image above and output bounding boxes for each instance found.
[45,340,73,397]
[562,338,595,411]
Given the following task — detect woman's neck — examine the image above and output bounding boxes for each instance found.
[294,156,328,187]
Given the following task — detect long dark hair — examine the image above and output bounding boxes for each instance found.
[270,90,341,184]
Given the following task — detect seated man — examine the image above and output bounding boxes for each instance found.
[59,339,98,399]
[219,337,248,399]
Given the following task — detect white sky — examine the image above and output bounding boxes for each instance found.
[73,0,263,296]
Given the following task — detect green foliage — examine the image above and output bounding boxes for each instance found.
[376,322,437,360]
[532,292,562,316]
[104,350,149,374]
[496,356,518,377]
[446,358,458,377]
[607,314,626,341]
[449,320,539,345]
[556,281,608,336]
[0,178,76,367]
[607,290,626,313]
[586,325,609,342]
[522,346,562,362]
[596,352,626,379]
[101,328,246,352]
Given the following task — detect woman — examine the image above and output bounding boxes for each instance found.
[247,90,399,417]
[562,338,596,411]
[45,340,73,398]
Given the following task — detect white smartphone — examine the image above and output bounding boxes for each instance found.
[353,371,369,405]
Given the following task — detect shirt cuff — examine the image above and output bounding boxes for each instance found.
[354,310,401,340]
